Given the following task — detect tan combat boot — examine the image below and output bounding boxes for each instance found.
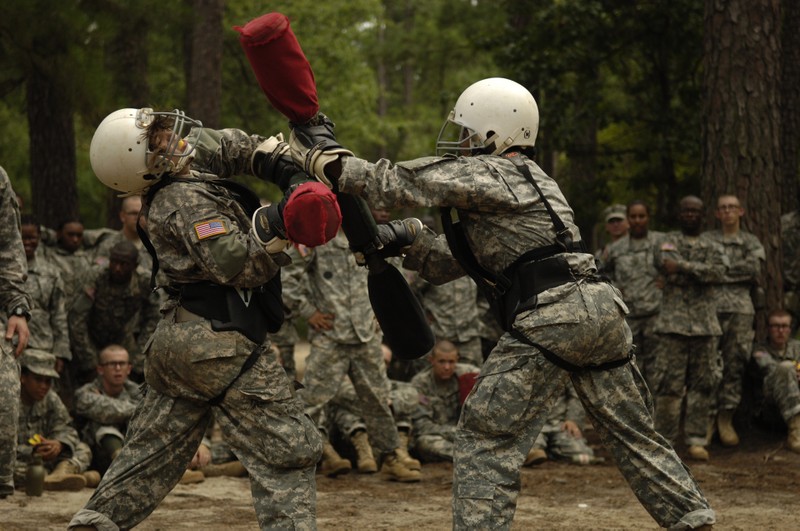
[687,445,709,461]
[83,470,102,488]
[788,414,800,453]
[202,461,248,478]
[381,451,421,482]
[44,461,87,491]
[717,410,739,447]
[350,430,378,473]
[524,447,548,466]
[319,442,352,477]
[396,430,422,471]
[179,469,205,484]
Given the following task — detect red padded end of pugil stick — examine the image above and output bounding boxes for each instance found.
[234,13,319,124]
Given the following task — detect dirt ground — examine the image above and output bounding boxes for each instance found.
[3,345,799,530]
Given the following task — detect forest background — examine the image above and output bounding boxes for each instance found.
[0,0,798,339]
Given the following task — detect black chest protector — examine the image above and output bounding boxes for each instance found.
[440,152,585,333]
[138,177,284,344]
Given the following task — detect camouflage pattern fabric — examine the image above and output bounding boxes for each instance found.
[338,153,714,529]
[531,382,596,463]
[0,166,31,495]
[704,229,764,412]
[649,231,726,446]
[752,339,800,423]
[410,362,479,462]
[42,245,95,310]
[603,232,666,387]
[412,276,483,367]
[74,378,142,462]
[69,128,321,531]
[781,211,800,333]
[69,266,161,377]
[330,376,419,435]
[25,256,71,360]
[16,389,91,476]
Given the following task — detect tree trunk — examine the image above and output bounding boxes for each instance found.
[782,0,800,214]
[26,66,78,229]
[702,0,782,339]
[186,0,225,128]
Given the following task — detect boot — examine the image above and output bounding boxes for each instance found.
[381,451,421,483]
[179,470,205,484]
[350,430,378,473]
[717,410,740,447]
[319,442,351,477]
[83,470,102,488]
[788,414,800,453]
[202,461,248,478]
[687,445,709,461]
[524,448,548,466]
[44,461,87,491]
[395,430,422,471]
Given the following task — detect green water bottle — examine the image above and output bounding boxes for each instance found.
[25,454,45,496]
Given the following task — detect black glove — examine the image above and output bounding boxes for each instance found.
[251,133,302,191]
[375,218,424,258]
[289,113,353,189]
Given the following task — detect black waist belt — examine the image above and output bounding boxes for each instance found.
[514,254,576,313]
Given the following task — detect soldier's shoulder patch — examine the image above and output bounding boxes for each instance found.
[660,242,677,251]
[194,219,228,240]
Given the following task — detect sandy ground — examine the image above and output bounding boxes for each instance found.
[3,344,799,530]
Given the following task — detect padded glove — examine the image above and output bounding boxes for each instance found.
[289,113,352,189]
[252,203,290,254]
[251,133,301,191]
[375,218,423,258]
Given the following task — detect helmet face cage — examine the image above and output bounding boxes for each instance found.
[435,112,483,156]
[139,108,202,178]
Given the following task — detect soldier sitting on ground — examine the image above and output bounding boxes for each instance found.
[16,349,100,492]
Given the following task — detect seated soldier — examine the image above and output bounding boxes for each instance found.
[524,380,601,466]
[74,345,142,473]
[16,349,99,491]
[69,240,160,384]
[410,340,480,462]
[327,344,421,479]
[752,309,800,453]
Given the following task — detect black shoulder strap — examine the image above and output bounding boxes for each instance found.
[504,152,573,251]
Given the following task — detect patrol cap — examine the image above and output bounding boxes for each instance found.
[19,349,60,379]
[604,204,627,223]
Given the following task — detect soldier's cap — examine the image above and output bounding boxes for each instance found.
[19,349,60,379]
[604,204,627,223]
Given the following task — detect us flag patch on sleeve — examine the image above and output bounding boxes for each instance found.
[194,219,228,240]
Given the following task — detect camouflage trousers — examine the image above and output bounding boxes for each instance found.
[300,334,400,454]
[626,313,661,392]
[716,312,755,411]
[69,316,322,531]
[271,318,299,380]
[763,361,800,423]
[453,283,714,530]
[532,425,595,462]
[414,433,455,462]
[330,379,418,436]
[0,341,20,493]
[14,441,93,486]
[651,334,722,447]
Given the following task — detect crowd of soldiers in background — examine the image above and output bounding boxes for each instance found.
[9,189,800,494]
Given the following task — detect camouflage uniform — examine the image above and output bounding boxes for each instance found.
[271,245,306,380]
[69,127,322,531]
[284,230,401,454]
[530,380,596,462]
[74,378,142,469]
[752,339,800,424]
[329,375,418,437]
[410,362,480,462]
[603,231,666,388]
[704,229,764,413]
[69,265,161,380]
[41,242,95,310]
[16,388,93,485]
[338,153,714,529]
[25,255,71,362]
[650,233,726,447]
[412,275,483,367]
[781,211,800,334]
[0,166,32,496]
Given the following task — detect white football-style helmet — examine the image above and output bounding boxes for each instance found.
[436,78,539,156]
[90,108,202,193]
